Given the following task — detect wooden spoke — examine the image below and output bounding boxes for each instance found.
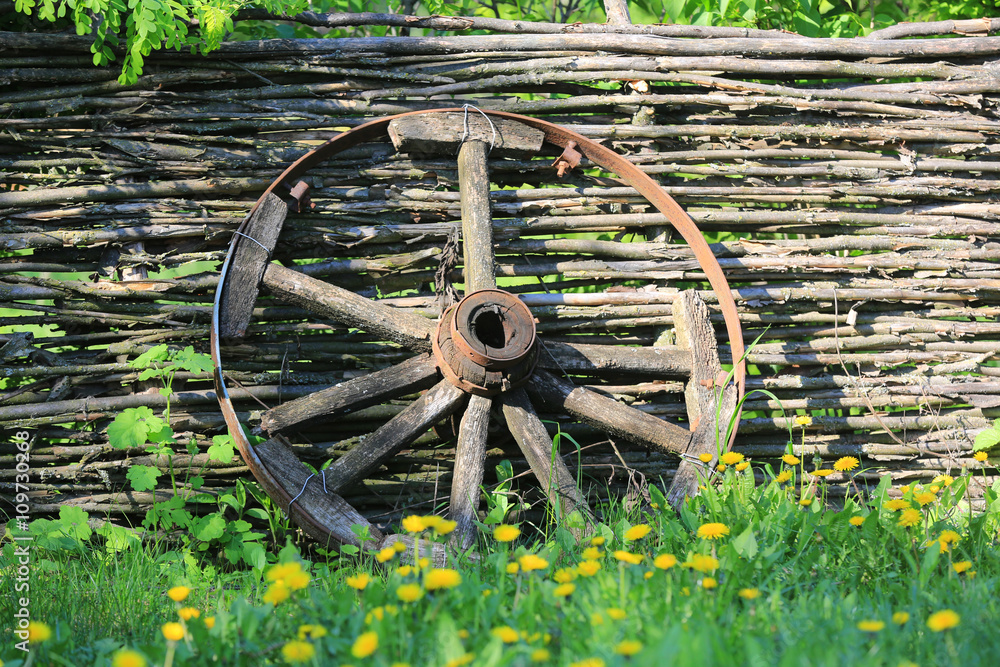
[527,368,693,456]
[539,341,692,377]
[262,262,435,351]
[458,139,497,293]
[500,387,595,532]
[450,393,492,548]
[666,290,738,509]
[321,379,467,494]
[254,435,383,547]
[218,192,288,338]
[259,353,440,435]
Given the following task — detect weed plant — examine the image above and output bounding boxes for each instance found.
[3,452,998,666]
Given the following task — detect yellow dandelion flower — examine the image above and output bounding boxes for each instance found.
[590,612,605,626]
[111,649,147,667]
[421,515,442,530]
[795,415,813,426]
[263,583,290,605]
[884,498,910,511]
[701,577,718,589]
[457,630,469,639]
[857,620,885,632]
[570,659,605,667]
[698,452,713,463]
[834,457,859,472]
[782,454,801,466]
[607,607,627,620]
[177,607,200,621]
[590,536,606,546]
[282,640,316,664]
[204,617,215,630]
[898,508,922,528]
[376,547,396,563]
[553,583,576,597]
[581,546,602,560]
[812,469,834,478]
[506,563,520,574]
[697,522,730,540]
[27,621,52,644]
[914,492,936,507]
[578,559,602,577]
[799,497,813,506]
[613,550,643,565]
[720,452,744,466]
[899,485,911,494]
[266,562,302,583]
[531,648,551,662]
[492,626,519,643]
[397,565,413,577]
[518,554,549,572]
[554,568,576,583]
[774,470,793,484]
[939,530,961,548]
[932,474,954,487]
[346,573,371,590]
[417,557,430,570]
[401,515,426,533]
[716,463,727,472]
[351,631,379,658]
[953,560,973,574]
[393,541,407,553]
[615,640,643,656]
[735,461,750,472]
[654,553,678,570]
[926,609,960,632]
[644,571,654,580]
[892,611,910,625]
[444,653,475,667]
[493,525,521,542]
[161,622,185,642]
[285,569,310,591]
[974,451,988,462]
[434,519,457,535]
[167,586,190,603]
[624,524,651,541]
[739,588,761,600]
[298,624,327,640]
[396,584,423,602]
[425,568,462,590]
[685,554,719,573]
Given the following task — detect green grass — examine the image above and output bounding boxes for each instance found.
[3,461,999,667]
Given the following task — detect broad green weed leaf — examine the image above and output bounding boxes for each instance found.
[733,524,758,559]
[973,425,1000,451]
[193,514,226,542]
[242,541,266,570]
[58,505,92,542]
[208,435,236,463]
[108,406,164,449]
[131,343,169,369]
[97,522,139,552]
[126,464,161,492]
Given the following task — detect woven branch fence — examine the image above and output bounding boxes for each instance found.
[1,16,999,530]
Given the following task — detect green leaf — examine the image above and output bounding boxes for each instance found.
[126,464,161,492]
[131,343,170,369]
[58,505,92,542]
[107,406,165,449]
[242,542,266,570]
[97,522,140,552]
[172,346,214,374]
[208,434,236,463]
[973,426,1000,452]
[192,514,226,542]
[732,524,759,559]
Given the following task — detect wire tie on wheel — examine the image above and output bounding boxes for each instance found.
[288,473,315,509]
[458,103,498,154]
[233,230,270,253]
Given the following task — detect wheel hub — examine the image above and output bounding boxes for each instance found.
[433,289,538,396]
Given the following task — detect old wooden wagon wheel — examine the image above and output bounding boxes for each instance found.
[211,109,746,553]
